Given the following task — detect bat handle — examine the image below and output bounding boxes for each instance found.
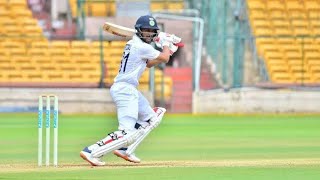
[174,42,184,47]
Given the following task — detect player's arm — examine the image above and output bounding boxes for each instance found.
[146,46,171,68]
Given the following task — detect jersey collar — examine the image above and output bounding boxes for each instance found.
[133,35,144,44]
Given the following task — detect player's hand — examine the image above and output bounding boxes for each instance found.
[156,32,181,44]
[154,37,170,49]
[169,44,178,56]
[155,40,178,56]
[154,32,182,48]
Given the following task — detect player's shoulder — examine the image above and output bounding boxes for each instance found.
[130,39,154,49]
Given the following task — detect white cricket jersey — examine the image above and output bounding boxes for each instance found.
[114,35,160,87]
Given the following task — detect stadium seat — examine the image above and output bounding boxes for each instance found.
[248,0,320,83]
[266,0,285,11]
[10,8,33,18]
[150,2,166,11]
[247,0,265,10]
[90,2,107,16]
[31,41,49,48]
[269,10,287,20]
[0,8,10,17]
[168,2,184,10]
[110,41,127,48]
[305,0,320,11]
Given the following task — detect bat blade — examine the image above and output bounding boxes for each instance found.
[103,22,135,38]
[103,22,184,47]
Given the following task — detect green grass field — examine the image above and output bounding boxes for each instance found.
[1,113,320,179]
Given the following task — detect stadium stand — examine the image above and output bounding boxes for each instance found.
[247,0,320,84]
[0,0,175,102]
[69,0,184,17]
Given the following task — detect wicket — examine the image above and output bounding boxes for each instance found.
[38,95,59,167]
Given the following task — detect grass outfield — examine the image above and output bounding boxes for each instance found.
[0,113,320,179]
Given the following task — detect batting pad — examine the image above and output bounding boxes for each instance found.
[126,107,166,155]
[91,129,144,158]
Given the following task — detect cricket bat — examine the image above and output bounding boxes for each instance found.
[103,22,184,47]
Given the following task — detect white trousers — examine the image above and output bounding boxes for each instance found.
[110,82,156,133]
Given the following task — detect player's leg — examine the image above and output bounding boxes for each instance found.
[113,107,166,163]
[114,91,166,162]
[80,84,141,166]
[126,106,166,155]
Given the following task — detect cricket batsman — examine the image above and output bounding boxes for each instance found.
[80,15,182,166]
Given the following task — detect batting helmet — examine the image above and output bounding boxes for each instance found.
[134,15,159,42]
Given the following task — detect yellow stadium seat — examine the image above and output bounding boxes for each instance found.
[285,51,303,61]
[59,63,77,71]
[92,41,109,48]
[11,55,31,64]
[252,19,271,30]
[3,25,22,37]
[247,0,265,10]
[28,48,49,56]
[286,0,304,11]
[305,0,320,11]
[50,41,70,56]
[271,19,290,28]
[168,2,184,10]
[266,60,287,69]
[71,41,90,49]
[10,8,33,18]
[311,18,320,26]
[271,73,293,83]
[308,10,320,19]
[255,38,275,46]
[150,2,166,11]
[274,27,293,36]
[30,56,51,64]
[38,62,58,71]
[107,1,116,16]
[90,2,107,16]
[0,8,10,16]
[140,73,149,84]
[253,28,273,36]
[31,41,49,48]
[282,44,300,53]
[109,48,123,57]
[24,26,43,36]
[70,48,90,57]
[9,48,27,57]
[90,48,101,57]
[266,0,285,11]
[277,38,295,45]
[71,56,91,64]
[110,41,127,48]
[269,10,287,20]
[303,44,318,52]
[52,55,71,64]
[50,41,70,48]
[0,17,16,26]
[0,1,7,7]
[18,18,38,27]
[268,60,289,72]
[7,0,27,7]
[2,41,25,49]
[257,44,277,53]
[138,83,149,91]
[249,9,268,20]
[69,0,90,17]
[305,52,320,61]
[288,11,308,20]
[49,48,69,56]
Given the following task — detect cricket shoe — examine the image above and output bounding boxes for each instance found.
[80,147,106,166]
[113,148,141,163]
